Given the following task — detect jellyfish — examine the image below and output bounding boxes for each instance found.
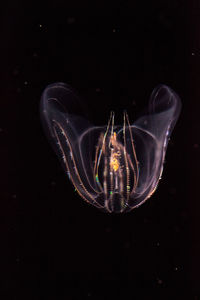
[40,82,181,213]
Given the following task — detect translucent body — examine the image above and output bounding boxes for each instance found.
[40,82,181,213]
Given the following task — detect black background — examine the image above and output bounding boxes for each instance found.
[1,0,200,299]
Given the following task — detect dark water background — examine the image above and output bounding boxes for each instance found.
[1,1,200,298]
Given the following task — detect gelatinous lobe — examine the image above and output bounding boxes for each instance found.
[40,83,181,213]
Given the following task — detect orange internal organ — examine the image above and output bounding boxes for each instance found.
[110,153,120,171]
[110,132,120,172]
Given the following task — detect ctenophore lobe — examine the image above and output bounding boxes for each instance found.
[40,82,181,213]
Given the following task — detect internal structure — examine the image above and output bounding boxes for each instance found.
[93,111,139,211]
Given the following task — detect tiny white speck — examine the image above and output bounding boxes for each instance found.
[192,52,195,56]
[24,81,28,85]
[157,278,162,285]
[39,24,42,28]
[67,17,75,24]
[132,100,136,106]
